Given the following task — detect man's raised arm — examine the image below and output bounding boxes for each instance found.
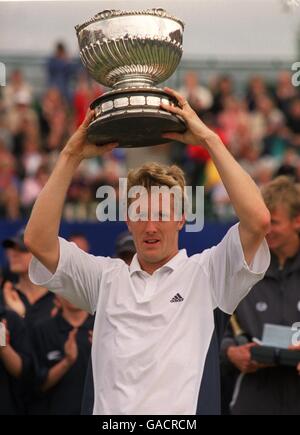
[24,110,117,273]
[161,87,271,266]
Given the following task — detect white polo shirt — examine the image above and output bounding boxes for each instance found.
[29,223,270,415]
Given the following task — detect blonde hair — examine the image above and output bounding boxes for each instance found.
[127,162,186,209]
[262,176,300,219]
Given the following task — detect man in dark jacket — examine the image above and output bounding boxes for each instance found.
[30,295,93,415]
[221,176,300,415]
[0,303,31,415]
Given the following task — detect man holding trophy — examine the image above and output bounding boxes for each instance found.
[24,9,271,415]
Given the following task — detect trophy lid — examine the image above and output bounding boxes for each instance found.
[75,8,185,34]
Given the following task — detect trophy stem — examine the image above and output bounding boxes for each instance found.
[113,74,155,90]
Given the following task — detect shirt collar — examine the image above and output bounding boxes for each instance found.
[129,249,188,276]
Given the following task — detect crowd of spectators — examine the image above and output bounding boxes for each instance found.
[1,42,300,416]
[1,42,300,221]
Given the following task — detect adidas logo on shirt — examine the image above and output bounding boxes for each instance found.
[170,293,184,303]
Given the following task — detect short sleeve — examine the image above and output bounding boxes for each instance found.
[200,223,270,314]
[29,237,123,314]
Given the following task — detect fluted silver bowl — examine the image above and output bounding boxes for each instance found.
[75,8,184,89]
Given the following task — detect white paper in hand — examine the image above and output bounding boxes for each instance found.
[261,324,294,349]
[0,321,6,347]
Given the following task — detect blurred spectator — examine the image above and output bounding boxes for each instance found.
[254,158,278,188]
[6,90,39,157]
[73,72,104,127]
[275,71,298,115]
[0,304,31,415]
[204,156,235,220]
[1,228,55,328]
[239,144,262,180]
[21,127,43,178]
[0,118,13,153]
[30,296,93,414]
[246,75,269,112]
[64,178,97,222]
[47,42,75,102]
[21,164,50,213]
[2,69,33,113]
[179,71,213,114]
[250,94,285,144]
[63,148,127,222]
[0,142,20,219]
[101,150,127,186]
[275,148,299,179]
[261,116,290,161]
[286,97,300,135]
[38,87,69,153]
[211,75,234,114]
[218,96,250,148]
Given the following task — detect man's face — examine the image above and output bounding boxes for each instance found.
[126,192,185,267]
[266,205,300,252]
[6,247,32,274]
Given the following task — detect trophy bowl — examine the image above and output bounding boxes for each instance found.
[75,8,186,148]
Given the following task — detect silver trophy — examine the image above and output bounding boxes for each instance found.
[75,8,185,148]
